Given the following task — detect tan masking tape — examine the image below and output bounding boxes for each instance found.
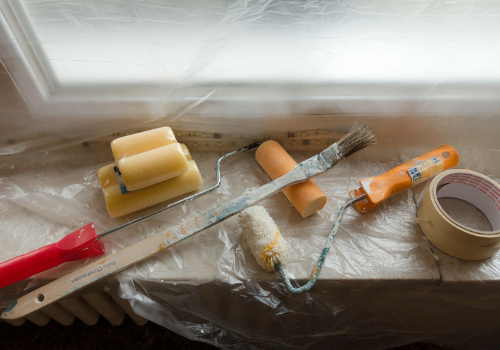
[417,169,500,260]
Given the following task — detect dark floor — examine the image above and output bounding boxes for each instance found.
[0,315,452,350]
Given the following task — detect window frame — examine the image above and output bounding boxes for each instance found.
[2,0,500,123]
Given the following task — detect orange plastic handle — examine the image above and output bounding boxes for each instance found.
[349,145,459,213]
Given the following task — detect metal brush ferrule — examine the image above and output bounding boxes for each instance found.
[319,142,342,169]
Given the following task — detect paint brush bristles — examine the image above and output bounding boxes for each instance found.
[337,123,377,158]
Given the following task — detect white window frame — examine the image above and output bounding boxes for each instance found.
[1,0,499,122]
[0,0,212,122]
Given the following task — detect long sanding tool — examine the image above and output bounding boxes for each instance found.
[0,142,261,289]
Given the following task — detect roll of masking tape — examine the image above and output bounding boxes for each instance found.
[417,169,500,260]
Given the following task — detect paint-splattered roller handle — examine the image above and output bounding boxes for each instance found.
[349,145,459,213]
[0,223,104,289]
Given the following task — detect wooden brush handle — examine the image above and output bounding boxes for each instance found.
[1,165,309,320]
[2,128,372,319]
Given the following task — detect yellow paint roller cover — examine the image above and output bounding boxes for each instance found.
[255,140,327,218]
[99,143,191,191]
[100,160,203,218]
[180,143,192,161]
[118,143,189,191]
[111,127,177,160]
[97,163,118,189]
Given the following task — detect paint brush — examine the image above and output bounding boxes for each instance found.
[2,123,375,320]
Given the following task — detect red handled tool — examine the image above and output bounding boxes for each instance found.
[0,143,261,289]
[0,223,104,289]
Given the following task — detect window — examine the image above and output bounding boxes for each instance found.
[2,0,500,121]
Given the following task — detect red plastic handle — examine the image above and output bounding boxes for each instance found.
[0,223,105,289]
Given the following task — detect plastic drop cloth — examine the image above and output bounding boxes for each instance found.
[1,117,500,349]
[1,0,500,349]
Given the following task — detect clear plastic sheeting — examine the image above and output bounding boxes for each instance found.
[1,0,500,348]
[1,0,500,154]
[0,115,500,348]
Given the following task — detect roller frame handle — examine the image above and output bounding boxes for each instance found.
[350,145,459,213]
[0,223,104,289]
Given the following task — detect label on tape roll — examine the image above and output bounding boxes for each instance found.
[435,172,500,232]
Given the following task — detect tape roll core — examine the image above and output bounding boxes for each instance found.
[417,170,500,260]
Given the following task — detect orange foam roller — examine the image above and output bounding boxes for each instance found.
[255,140,327,217]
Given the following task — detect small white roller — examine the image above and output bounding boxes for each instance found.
[238,205,289,271]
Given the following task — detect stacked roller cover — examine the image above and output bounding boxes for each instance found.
[98,127,203,217]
